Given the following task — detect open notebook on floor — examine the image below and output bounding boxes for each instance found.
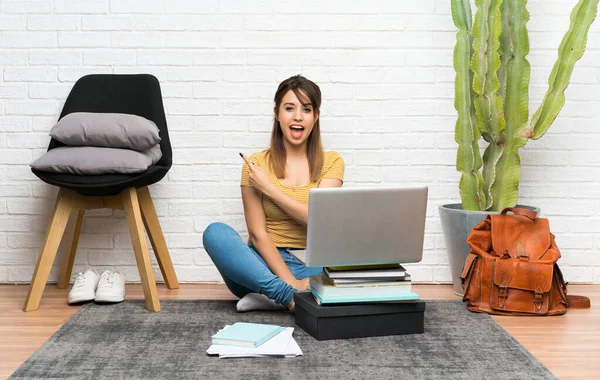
[207,327,302,358]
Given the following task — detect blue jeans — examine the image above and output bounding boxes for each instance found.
[202,222,323,306]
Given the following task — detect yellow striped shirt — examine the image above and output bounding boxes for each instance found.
[241,150,345,248]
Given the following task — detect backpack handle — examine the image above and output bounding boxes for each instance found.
[500,207,537,220]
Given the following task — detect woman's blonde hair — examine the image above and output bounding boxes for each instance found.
[267,75,323,182]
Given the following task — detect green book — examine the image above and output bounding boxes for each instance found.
[324,266,407,279]
[326,263,402,271]
[211,322,285,348]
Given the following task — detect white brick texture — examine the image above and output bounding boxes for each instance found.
[1,0,599,284]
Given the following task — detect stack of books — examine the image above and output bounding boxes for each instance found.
[309,263,419,304]
[206,322,303,358]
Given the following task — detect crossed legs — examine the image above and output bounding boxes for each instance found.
[202,222,322,308]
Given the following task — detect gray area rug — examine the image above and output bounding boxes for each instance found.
[11,300,555,380]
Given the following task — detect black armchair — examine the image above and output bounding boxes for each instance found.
[24,74,179,312]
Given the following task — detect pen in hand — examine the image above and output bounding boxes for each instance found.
[239,152,255,166]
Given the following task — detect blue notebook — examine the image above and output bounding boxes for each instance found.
[211,322,285,348]
[311,288,420,304]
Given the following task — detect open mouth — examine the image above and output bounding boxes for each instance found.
[290,125,305,139]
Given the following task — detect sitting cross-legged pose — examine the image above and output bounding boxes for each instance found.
[203,75,344,312]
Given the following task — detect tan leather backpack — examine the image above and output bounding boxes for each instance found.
[461,207,590,316]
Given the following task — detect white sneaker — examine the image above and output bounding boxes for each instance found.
[94,270,125,303]
[67,270,100,304]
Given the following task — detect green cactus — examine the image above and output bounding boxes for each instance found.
[451,0,599,211]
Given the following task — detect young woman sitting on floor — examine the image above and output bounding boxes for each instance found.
[202,75,344,312]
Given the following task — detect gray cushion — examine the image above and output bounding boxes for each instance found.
[30,144,162,175]
[49,112,161,151]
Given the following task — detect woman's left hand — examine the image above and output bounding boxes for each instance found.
[291,278,310,291]
[242,154,275,195]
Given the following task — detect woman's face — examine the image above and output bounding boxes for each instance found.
[276,89,318,148]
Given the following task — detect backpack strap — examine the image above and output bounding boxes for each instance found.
[567,295,591,309]
[501,207,537,220]
[554,264,591,309]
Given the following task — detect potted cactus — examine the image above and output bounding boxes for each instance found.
[440,0,599,295]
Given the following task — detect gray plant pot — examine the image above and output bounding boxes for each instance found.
[439,203,541,296]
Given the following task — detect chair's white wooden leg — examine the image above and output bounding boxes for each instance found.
[57,209,85,289]
[138,186,179,289]
[24,189,73,311]
[122,187,160,312]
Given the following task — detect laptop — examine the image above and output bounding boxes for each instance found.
[291,186,428,268]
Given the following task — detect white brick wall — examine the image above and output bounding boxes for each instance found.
[1,0,599,285]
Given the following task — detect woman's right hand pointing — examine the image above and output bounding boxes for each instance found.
[240,153,274,195]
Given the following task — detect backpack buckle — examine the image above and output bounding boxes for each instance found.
[533,290,544,303]
[498,285,509,298]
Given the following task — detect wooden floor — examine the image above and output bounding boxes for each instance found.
[1,284,598,380]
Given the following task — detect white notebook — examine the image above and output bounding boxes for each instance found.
[207,327,302,358]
